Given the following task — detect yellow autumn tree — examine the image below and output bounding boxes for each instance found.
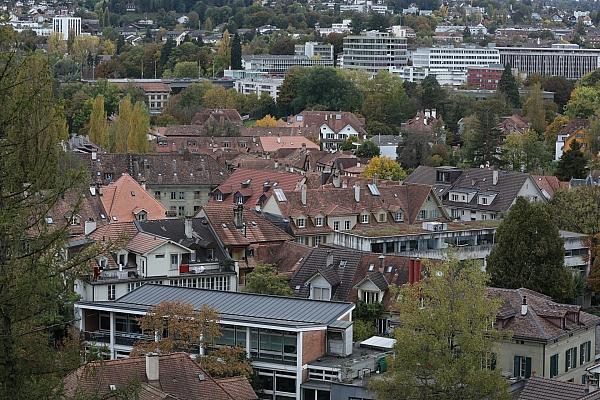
[88,95,109,148]
[363,156,407,181]
[255,115,278,127]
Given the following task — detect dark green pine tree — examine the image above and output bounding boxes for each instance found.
[497,64,521,108]
[421,75,447,111]
[556,140,588,181]
[487,197,573,302]
[159,38,175,76]
[231,33,242,70]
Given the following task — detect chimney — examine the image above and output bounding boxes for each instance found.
[84,219,97,235]
[184,217,193,239]
[145,353,160,385]
[354,184,360,202]
[301,142,306,153]
[492,170,499,185]
[301,184,307,206]
[326,250,334,267]
[378,255,385,272]
[521,296,528,316]
[233,204,244,228]
[408,259,414,284]
[431,109,436,119]
[91,151,97,160]
[424,109,431,118]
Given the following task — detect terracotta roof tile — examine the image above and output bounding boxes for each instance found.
[191,109,243,126]
[216,377,258,400]
[258,136,320,153]
[100,174,167,222]
[517,376,600,400]
[125,232,170,254]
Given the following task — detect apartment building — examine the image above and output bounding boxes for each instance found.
[242,55,334,75]
[497,44,600,79]
[287,111,368,151]
[52,16,81,40]
[412,46,501,70]
[342,31,408,74]
[389,66,467,86]
[295,42,335,60]
[111,80,171,114]
[467,64,505,89]
[75,284,356,399]
[233,77,283,101]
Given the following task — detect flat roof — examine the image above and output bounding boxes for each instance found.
[76,284,354,329]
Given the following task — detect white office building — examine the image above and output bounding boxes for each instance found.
[242,55,334,75]
[412,46,501,71]
[233,77,284,101]
[295,42,334,60]
[342,31,408,74]
[52,16,81,40]
[389,66,466,86]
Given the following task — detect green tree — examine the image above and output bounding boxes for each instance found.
[356,140,380,158]
[523,82,546,134]
[291,68,362,114]
[461,100,504,166]
[88,95,109,148]
[501,130,550,173]
[114,96,133,152]
[497,64,521,108]
[421,75,447,111]
[276,67,309,117]
[231,33,242,70]
[128,100,150,153]
[361,71,413,128]
[170,61,199,78]
[397,130,433,169]
[243,264,293,296]
[165,81,213,124]
[213,29,231,75]
[565,86,600,119]
[556,140,587,181]
[363,156,407,181]
[487,197,572,302]
[370,258,510,400]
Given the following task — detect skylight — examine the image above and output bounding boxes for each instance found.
[368,264,374,271]
[367,183,380,196]
[273,188,287,202]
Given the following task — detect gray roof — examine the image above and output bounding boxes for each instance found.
[79,284,353,328]
[517,376,600,400]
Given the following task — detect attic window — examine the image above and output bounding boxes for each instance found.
[387,266,393,273]
[100,213,106,219]
[109,385,117,391]
[131,191,136,196]
[339,260,347,268]
[368,264,374,271]
[70,215,81,225]
[45,216,54,224]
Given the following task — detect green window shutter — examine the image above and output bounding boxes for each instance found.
[514,356,520,378]
[581,344,585,365]
[566,350,569,370]
[587,341,592,363]
[525,357,532,378]
[574,348,578,368]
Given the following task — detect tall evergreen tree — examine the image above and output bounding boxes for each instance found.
[158,38,175,76]
[556,140,587,181]
[462,99,504,166]
[421,75,447,112]
[497,64,521,108]
[231,33,242,70]
[487,197,572,302]
[523,82,546,133]
[88,95,109,148]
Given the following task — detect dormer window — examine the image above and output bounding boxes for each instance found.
[235,195,244,205]
[394,212,403,222]
[297,218,306,228]
[315,217,323,227]
[361,214,369,224]
[70,215,80,225]
[418,210,427,220]
[378,213,385,222]
[362,290,380,304]
[136,210,147,221]
[311,286,331,301]
[215,192,223,202]
[98,257,108,269]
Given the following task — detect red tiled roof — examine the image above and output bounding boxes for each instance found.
[258,136,320,153]
[113,82,171,93]
[216,377,258,400]
[100,174,167,222]
[290,111,367,135]
[125,232,170,254]
[533,175,567,200]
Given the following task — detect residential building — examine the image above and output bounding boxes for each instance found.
[242,55,334,75]
[316,19,352,36]
[294,42,334,60]
[533,175,568,200]
[404,166,546,221]
[489,288,600,383]
[52,16,81,40]
[555,118,589,161]
[63,353,256,399]
[371,135,402,158]
[259,136,320,157]
[497,44,600,79]
[389,66,467,86]
[342,31,408,74]
[75,283,355,399]
[287,111,368,151]
[498,114,531,135]
[233,77,283,101]
[515,376,600,400]
[79,153,228,217]
[110,80,171,114]
[191,109,243,127]
[467,64,505,90]
[412,46,501,71]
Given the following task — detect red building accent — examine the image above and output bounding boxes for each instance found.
[467,65,504,90]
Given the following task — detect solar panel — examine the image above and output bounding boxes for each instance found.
[273,188,287,202]
[367,183,380,196]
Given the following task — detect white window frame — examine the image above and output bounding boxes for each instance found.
[361,214,369,224]
[108,284,116,300]
[344,220,351,230]
[170,254,179,270]
[312,286,331,301]
[315,217,323,227]
[394,212,403,222]
[297,218,306,228]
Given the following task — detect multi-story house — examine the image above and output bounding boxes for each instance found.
[75,284,357,399]
[52,16,81,40]
[111,80,172,114]
[489,288,600,384]
[233,77,284,101]
[404,166,546,222]
[342,31,408,74]
[80,153,228,217]
[287,111,368,151]
[294,42,335,60]
[241,55,334,75]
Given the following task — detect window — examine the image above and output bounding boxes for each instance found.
[344,220,351,230]
[514,356,531,378]
[333,221,340,231]
[451,193,459,201]
[194,205,200,213]
[108,284,116,300]
[378,213,385,222]
[315,217,323,227]
[394,212,403,222]
[170,254,179,270]
[418,210,427,220]
[214,192,223,201]
[154,191,161,199]
[580,341,591,365]
[179,191,185,200]
[155,254,165,259]
[136,211,147,221]
[235,195,244,205]
[312,286,330,301]
[481,197,488,205]
[194,191,201,199]
[361,214,369,224]
[297,218,306,228]
[482,352,497,370]
[362,290,379,303]
[70,215,80,225]
[170,192,176,200]
[566,347,577,371]
[550,354,559,378]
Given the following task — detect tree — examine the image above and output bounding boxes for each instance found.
[363,156,406,181]
[542,76,573,111]
[501,130,550,173]
[213,29,231,74]
[565,86,600,119]
[202,86,238,109]
[361,71,413,128]
[543,115,569,152]
[461,100,504,166]
[133,302,220,355]
[420,75,447,112]
[556,140,587,181]
[231,33,242,70]
[165,82,213,124]
[200,346,253,379]
[114,96,133,152]
[88,95,109,148]
[243,264,293,296]
[523,83,546,134]
[269,36,295,55]
[370,258,510,400]
[255,114,278,127]
[487,197,573,302]
[497,64,521,108]
[290,68,362,114]
[397,130,433,169]
[113,96,149,153]
[356,140,380,158]
[170,61,199,78]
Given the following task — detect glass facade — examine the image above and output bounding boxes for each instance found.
[250,329,297,363]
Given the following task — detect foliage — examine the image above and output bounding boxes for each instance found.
[164,81,213,124]
[497,64,521,108]
[254,114,278,127]
[461,100,504,167]
[231,33,242,70]
[113,96,150,153]
[487,197,573,302]
[213,29,231,74]
[353,319,376,342]
[397,130,433,169]
[340,136,358,151]
[541,76,574,111]
[356,140,380,158]
[500,130,550,173]
[543,115,569,152]
[523,83,546,134]
[369,258,510,400]
[363,156,407,181]
[243,264,293,296]
[565,86,600,119]
[200,346,253,379]
[556,140,587,181]
[360,71,414,129]
[133,302,221,355]
[88,95,109,148]
[420,75,447,112]
[167,61,199,78]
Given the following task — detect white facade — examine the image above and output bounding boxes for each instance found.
[317,19,352,36]
[342,31,408,74]
[389,66,466,86]
[555,133,571,161]
[242,55,334,74]
[295,42,334,60]
[233,77,284,101]
[412,46,501,71]
[52,16,81,40]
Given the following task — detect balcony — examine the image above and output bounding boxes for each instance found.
[83,330,152,347]
[398,244,494,260]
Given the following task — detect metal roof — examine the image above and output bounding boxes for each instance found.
[79,284,354,329]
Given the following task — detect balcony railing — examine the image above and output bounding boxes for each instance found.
[83,331,152,347]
